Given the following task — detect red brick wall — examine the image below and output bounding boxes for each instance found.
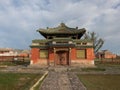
[71,48,76,60]
[31,47,95,65]
[86,48,94,60]
[31,48,39,64]
[70,48,94,61]
[48,49,54,61]
[105,54,116,59]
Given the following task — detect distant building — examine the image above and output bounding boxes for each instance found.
[18,50,30,57]
[0,48,17,61]
[96,50,116,59]
[0,48,17,56]
[30,23,95,66]
[0,48,30,61]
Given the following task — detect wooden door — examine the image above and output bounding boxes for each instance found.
[56,51,69,65]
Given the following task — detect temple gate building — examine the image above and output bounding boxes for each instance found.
[30,23,94,66]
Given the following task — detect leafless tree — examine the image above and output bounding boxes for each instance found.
[84,32,104,54]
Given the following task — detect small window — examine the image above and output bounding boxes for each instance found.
[82,42,87,45]
[39,43,44,45]
[56,42,67,44]
[77,43,81,45]
[72,37,76,39]
[48,37,53,39]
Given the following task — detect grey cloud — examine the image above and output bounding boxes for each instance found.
[0,0,120,54]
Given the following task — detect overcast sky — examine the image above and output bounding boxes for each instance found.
[0,0,120,54]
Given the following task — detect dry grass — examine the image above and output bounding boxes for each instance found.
[78,74,120,90]
[0,73,42,90]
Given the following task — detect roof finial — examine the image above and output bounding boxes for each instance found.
[60,22,66,27]
[47,27,49,29]
[76,27,78,29]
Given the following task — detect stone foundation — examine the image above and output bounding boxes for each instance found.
[30,59,95,67]
[71,60,95,67]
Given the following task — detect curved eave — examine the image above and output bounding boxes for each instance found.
[76,46,93,48]
[37,28,86,38]
[30,45,49,48]
[37,28,86,34]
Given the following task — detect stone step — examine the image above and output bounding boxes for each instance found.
[48,66,68,72]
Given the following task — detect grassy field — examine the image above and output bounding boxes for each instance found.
[81,67,105,72]
[0,73,42,90]
[78,74,120,90]
[0,60,30,66]
[96,63,120,68]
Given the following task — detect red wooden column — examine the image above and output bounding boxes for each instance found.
[53,48,56,66]
[31,48,40,64]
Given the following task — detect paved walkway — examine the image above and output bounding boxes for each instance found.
[40,67,86,90]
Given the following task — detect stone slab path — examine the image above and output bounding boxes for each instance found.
[40,67,86,90]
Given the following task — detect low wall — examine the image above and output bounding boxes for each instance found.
[0,56,27,61]
[31,59,48,66]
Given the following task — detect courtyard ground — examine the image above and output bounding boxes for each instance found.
[0,62,120,90]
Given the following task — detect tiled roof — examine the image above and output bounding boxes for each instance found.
[37,23,86,38]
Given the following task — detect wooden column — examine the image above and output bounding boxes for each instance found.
[69,48,71,66]
[54,48,56,66]
[47,49,49,66]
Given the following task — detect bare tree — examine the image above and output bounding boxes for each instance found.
[84,32,104,54]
